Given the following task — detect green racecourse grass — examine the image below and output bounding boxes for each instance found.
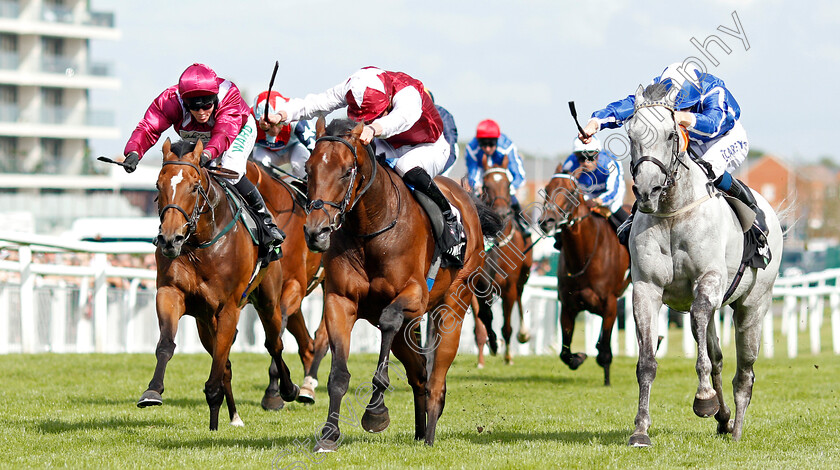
[1,342,839,469]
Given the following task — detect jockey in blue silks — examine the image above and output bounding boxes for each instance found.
[553,136,628,251]
[465,119,531,238]
[579,62,768,251]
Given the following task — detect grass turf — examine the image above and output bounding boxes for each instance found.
[0,347,838,469]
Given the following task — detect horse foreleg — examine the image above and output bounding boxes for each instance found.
[596,296,619,387]
[731,305,765,441]
[363,285,423,433]
[315,295,357,453]
[196,321,242,426]
[501,290,515,365]
[515,272,531,344]
[690,272,725,419]
[138,287,185,408]
[391,324,429,441]
[559,307,586,370]
[476,295,498,356]
[629,283,661,447]
[204,305,241,431]
[706,317,732,434]
[285,292,318,405]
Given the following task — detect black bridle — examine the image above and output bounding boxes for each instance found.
[305,136,381,234]
[158,160,212,238]
[481,167,514,220]
[629,102,690,189]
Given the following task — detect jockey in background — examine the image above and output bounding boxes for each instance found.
[121,63,285,259]
[252,91,316,178]
[579,62,768,254]
[264,66,464,266]
[465,119,531,238]
[554,136,628,251]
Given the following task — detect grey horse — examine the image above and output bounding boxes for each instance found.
[624,83,782,447]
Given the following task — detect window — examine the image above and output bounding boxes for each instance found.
[0,136,20,172]
[0,33,18,69]
[40,138,64,173]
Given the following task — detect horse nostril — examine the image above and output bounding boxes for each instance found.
[174,235,185,245]
[156,234,165,246]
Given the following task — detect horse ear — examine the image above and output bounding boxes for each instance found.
[162,138,171,156]
[634,84,645,104]
[351,121,365,139]
[194,138,204,156]
[316,116,326,138]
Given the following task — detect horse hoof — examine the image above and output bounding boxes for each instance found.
[261,393,285,411]
[628,433,652,447]
[297,377,317,405]
[565,352,587,370]
[230,412,244,427]
[693,396,720,418]
[476,362,485,369]
[517,332,531,344]
[717,419,734,435]
[313,439,338,453]
[361,409,390,433]
[281,384,300,403]
[137,390,163,408]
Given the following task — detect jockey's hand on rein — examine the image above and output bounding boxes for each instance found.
[200,151,211,168]
[122,152,140,173]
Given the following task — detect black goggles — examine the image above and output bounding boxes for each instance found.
[478,138,498,148]
[575,150,600,161]
[184,96,217,111]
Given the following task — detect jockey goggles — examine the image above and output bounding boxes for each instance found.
[575,150,600,162]
[478,138,498,148]
[184,95,218,111]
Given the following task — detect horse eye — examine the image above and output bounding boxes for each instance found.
[342,168,353,179]
[192,183,200,193]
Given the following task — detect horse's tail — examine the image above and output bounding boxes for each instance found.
[471,194,504,239]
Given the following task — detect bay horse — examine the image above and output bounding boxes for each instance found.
[245,162,328,409]
[476,155,532,365]
[138,138,299,430]
[303,117,502,449]
[624,83,782,446]
[539,166,630,386]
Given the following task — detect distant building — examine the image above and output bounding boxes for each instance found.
[0,0,120,174]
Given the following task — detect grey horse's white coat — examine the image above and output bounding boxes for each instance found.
[625,84,782,447]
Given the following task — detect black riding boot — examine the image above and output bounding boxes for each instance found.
[511,200,532,239]
[402,167,464,267]
[617,202,636,247]
[234,178,285,260]
[724,178,769,245]
[608,206,630,232]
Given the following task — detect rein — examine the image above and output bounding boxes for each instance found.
[629,103,690,189]
[543,172,600,277]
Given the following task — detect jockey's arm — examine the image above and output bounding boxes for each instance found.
[271,80,349,124]
[124,88,181,159]
[686,89,728,139]
[370,86,422,139]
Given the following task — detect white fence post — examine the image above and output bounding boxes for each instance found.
[624,287,637,357]
[832,293,840,355]
[50,281,67,353]
[92,253,108,353]
[655,305,669,358]
[19,246,35,353]
[786,295,798,358]
[762,308,774,358]
[683,312,695,358]
[809,294,821,354]
[0,286,8,354]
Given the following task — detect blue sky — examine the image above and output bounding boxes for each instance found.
[91,0,840,165]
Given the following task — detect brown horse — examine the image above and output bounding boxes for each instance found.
[539,164,630,386]
[138,138,299,430]
[245,162,329,409]
[303,117,502,449]
[475,155,533,365]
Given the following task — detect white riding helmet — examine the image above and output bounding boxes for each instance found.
[573,136,601,160]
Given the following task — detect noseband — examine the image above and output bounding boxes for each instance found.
[543,173,587,229]
[629,102,690,189]
[306,136,377,232]
[482,167,513,219]
[158,160,211,237]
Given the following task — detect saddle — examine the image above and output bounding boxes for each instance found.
[212,175,275,265]
[721,194,770,270]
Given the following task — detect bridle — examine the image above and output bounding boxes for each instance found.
[628,101,690,189]
[306,136,392,236]
[543,173,587,230]
[482,167,514,220]
[158,160,212,238]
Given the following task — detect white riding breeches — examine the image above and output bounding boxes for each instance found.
[691,120,749,179]
[375,133,451,177]
[211,115,257,183]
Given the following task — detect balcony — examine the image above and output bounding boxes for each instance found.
[0,102,18,121]
[0,104,115,128]
[41,56,114,78]
[40,6,115,28]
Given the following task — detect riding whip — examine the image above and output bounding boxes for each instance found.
[97,156,132,169]
[568,101,587,138]
[264,60,279,119]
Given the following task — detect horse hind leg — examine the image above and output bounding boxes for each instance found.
[731,304,766,440]
[204,306,241,431]
[559,309,587,370]
[471,296,488,368]
[706,317,732,434]
[393,323,429,441]
[224,359,243,427]
[596,297,619,386]
[502,292,515,365]
[261,358,285,411]
[286,302,318,405]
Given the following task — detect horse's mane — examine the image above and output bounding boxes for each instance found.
[325,118,358,137]
[170,140,198,158]
[642,82,671,102]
